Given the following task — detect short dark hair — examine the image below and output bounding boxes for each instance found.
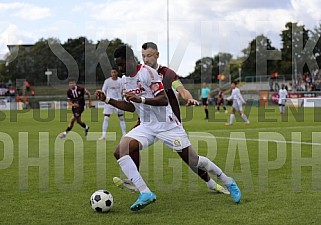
[142,42,158,51]
[68,78,76,83]
[111,67,118,71]
[232,80,238,85]
[114,45,134,60]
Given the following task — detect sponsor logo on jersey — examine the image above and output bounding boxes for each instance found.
[127,87,146,95]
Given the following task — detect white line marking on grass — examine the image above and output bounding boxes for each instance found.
[189,134,321,146]
[206,125,321,133]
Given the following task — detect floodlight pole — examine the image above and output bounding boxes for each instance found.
[167,0,169,67]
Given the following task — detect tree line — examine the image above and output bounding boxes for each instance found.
[1,21,321,85]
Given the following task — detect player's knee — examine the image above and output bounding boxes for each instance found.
[113,151,120,160]
[189,155,199,168]
[180,147,199,167]
[75,117,81,124]
[114,140,130,159]
[113,146,121,160]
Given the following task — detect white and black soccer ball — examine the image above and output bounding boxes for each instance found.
[90,190,114,213]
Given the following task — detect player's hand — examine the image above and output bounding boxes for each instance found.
[95,90,106,101]
[186,98,199,106]
[72,103,79,108]
[124,92,141,103]
[88,101,93,108]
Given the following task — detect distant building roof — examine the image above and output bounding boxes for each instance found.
[7,44,34,52]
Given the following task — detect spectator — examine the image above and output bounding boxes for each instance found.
[25,80,31,92]
[5,86,16,102]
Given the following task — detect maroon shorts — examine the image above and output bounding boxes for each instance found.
[72,106,84,117]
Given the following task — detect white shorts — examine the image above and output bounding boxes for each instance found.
[124,125,191,151]
[103,104,124,115]
[278,99,286,105]
[232,101,243,112]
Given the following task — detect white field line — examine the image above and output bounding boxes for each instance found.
[205,125,321,133]
[188,134,321,146]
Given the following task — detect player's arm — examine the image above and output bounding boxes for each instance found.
[66,91,78,107]
[226,95,232,101]
[68,99,77,108]
[174,80,199,106]
[95,90,136,112]
[85,89,92,108]
[125,90,168,106]
[207,90,211,103]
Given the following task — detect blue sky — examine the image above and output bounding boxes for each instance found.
[1,0,321,76]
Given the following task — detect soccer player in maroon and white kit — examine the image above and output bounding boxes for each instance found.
[96,45,241,211]
[59,79,91,139]
[216,88,228,113]
[113,42,229,194]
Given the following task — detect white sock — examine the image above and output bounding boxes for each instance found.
[102,116,110,135]
[117,155,150,193]
[279,106,282,113]
[229,114,235,124]
[282,106,285,113]
[206,178,217,189]
[241,113,249,123]
[119,116,127,135]
[197,156,231,185]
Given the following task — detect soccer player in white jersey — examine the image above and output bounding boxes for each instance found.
[98,68,126,140]
[225,81,250,125]
[95,45,241,211]
[114,42,228,195]
[278,84,288,114]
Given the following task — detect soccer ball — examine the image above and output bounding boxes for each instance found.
[90,190,114,213]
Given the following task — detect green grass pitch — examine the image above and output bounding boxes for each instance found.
[1,105,321,225]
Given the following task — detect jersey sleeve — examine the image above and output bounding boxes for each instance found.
[159,67,180,90]
[142,66,164,96]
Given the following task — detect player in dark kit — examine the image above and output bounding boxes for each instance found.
[59,79,92,139]
[216,88,227,113]
[113,42,229,194]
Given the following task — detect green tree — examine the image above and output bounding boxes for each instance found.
[242,34,280,81]
[0,61,9,81]
[5,37,129,85]
[186,52,234,84]
[305,22,321,73]
[280,22,310,78]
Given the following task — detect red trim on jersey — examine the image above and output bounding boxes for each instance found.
[131,64,143,77]
[143,65,155,79]
[149,82,164,95]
